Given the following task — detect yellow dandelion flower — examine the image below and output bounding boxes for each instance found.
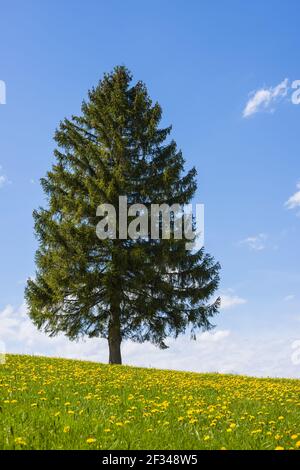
[63,426,70,433]
[275,446,284,451]
[251,429,262,434]
[86,438,96,444]
[15,437,26,446]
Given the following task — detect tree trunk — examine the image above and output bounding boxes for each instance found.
[108,309,122,364]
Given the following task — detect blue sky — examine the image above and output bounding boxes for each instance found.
[1,0,300,376]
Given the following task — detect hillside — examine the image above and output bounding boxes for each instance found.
[1,354,300,450]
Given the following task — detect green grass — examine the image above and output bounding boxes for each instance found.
[1,354,300,450]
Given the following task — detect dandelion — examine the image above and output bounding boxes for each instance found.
[86,438,96,444]
[3,354,300,450]
[189,418,197,424]
[15,437,26,446]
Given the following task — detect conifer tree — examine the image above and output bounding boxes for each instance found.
[25,66,220,364]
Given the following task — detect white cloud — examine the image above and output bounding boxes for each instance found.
[2,303,300,378]
[284,295,295,302]
[0,303,108,362]
[220,294,247,310]
[0,166,10,188]
[239,233,267,251]
[0,303,229,354]
[198,330,230,342]
[285,182,300,210]
[0,175,7,187]
[243,78,289,117]
[0,303,232,370]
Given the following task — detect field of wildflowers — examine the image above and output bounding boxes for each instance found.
[1,354,300,450]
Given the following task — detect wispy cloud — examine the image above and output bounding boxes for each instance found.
[284,295,295,302]
[239,233,268,251]
[0,166,10,188]
[198,330,230,342]
[0,175,7,187]
[243,78,289,117]
[285,182,300,210]
[220,293,247,310]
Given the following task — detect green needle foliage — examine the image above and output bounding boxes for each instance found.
[25,66,220,364]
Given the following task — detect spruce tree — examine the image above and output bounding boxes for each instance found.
[25,66,220,364]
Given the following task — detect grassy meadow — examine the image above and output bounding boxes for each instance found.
[1,354,300,450]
